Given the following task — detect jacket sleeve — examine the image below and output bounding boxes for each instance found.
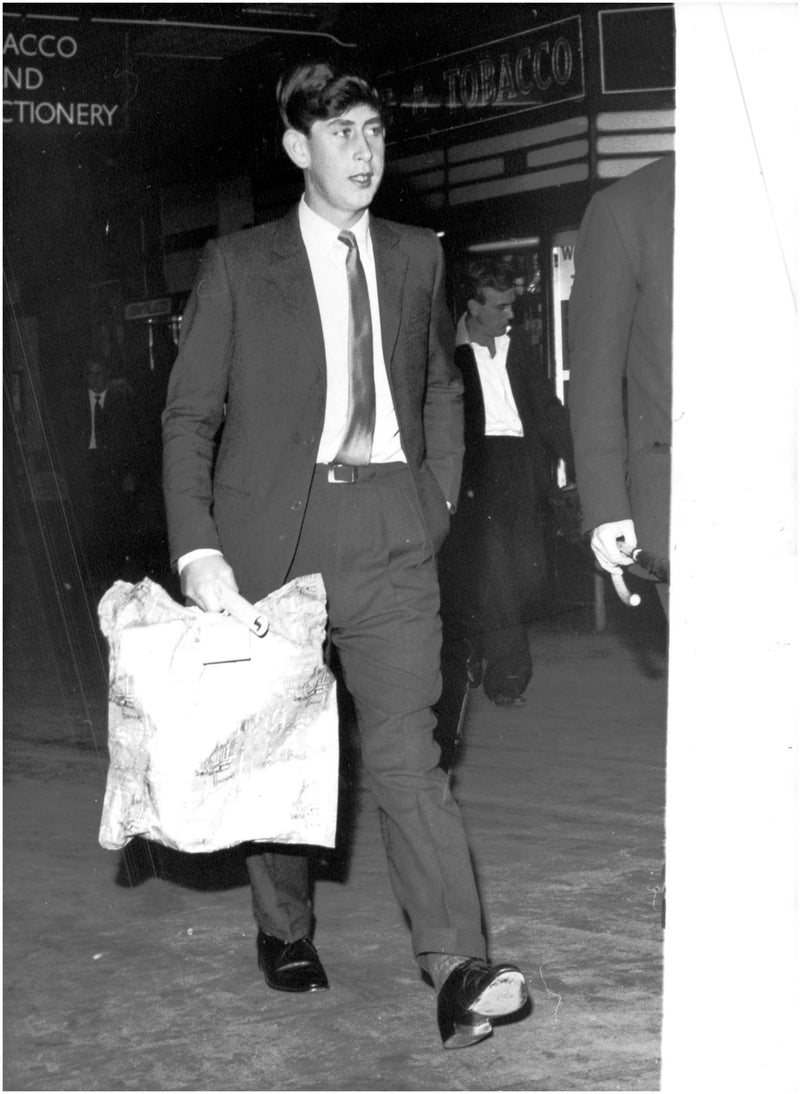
[568,189,637,533]
[422,238,464,508]
[161,240,233,562]
[529,363,574,467]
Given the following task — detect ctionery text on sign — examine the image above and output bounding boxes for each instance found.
[3,31,119,127]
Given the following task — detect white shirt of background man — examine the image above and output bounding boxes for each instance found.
[456,314,524,437]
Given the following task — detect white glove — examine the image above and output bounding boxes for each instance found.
[590,519,637,574]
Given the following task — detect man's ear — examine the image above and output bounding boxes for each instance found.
[282,128,310,170]
[467,297,480,319]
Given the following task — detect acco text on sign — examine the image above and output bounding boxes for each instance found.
[3,31,119,127]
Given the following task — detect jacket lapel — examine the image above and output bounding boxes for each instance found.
[263,211,407,377]
[267,210,326,375]
[370,218,406,368]
[502,334,528,424]
[459,345,487,437]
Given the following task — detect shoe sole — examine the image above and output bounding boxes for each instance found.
[262,971,330,993]
[266,980,329,992]
[443,1018,493,1050]
[470,970,527,1017]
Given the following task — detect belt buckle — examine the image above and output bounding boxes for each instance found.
[328,463,358,484]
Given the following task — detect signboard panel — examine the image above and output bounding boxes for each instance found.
[381,16,585,141]
[550,230,577,405]
[599,6,676,94]
[551,229,577,488]
[3,24,122,130]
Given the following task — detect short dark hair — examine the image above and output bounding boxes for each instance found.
[463,258,515,305]
[276,60,384,135]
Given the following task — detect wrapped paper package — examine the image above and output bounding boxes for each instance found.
[97,574,338,853]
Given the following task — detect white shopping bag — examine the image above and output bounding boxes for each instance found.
[97,574,338,853]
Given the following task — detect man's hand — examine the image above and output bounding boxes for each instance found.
[181,553,239,613]
[590,519,637,574]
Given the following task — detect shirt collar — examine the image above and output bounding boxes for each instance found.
[457,312,511,354]
[298,197,370,256]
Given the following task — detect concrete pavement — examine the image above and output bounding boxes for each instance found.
[4,582,666,1091]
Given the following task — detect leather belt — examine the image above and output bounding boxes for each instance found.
[319,462,407,484]
[327,463,364,484]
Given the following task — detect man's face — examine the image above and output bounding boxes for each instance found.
[469,286,516,340]
[86,361,109,393]
[284,103,385,228]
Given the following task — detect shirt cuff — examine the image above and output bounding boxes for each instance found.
[177,548,222,574]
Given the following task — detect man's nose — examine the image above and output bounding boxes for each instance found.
[353,132,373,160]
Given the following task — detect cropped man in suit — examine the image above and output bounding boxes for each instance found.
[568,155,674,615]
[439,259,572,707]
[162,61,527,1049]
[66,357,141,589]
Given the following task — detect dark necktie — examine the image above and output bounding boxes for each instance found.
[93,394,105,448]
[334,230,375,466]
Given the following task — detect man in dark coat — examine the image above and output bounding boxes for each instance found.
[439,259,572,706]
[161,61,527,1049]
[65,357,142,588]
[568,155,674,614]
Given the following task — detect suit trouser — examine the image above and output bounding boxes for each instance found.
[245,463,487,962]
[449,438,546,700]
[76,457,128,586]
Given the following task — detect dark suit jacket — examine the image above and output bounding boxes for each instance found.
[568,155,674,560]
[65,378,140,490]
[455,329,572,501]
[162,207,464,602]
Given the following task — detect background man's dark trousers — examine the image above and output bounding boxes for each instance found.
[245,462,487,962]
[440,437,548,703]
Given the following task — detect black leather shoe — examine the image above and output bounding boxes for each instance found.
[256,931,330,993]
[437,959,527,1049]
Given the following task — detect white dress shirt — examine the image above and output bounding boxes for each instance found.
[456,314,524,437]
[298,198,404,464]
[88,388,107,450]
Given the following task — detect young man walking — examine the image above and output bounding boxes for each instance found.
[162,61,528,1048]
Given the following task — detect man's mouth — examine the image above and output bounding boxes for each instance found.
[350,173,374,185]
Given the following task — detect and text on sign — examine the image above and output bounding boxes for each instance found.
[3,30,119,127]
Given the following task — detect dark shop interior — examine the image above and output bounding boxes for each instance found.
[3,4,796,1091]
